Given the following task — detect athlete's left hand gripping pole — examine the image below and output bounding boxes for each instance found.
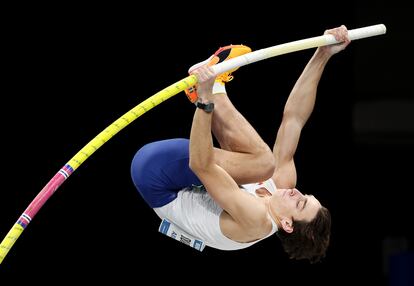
[0,23,386,264]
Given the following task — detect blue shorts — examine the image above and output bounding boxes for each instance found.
[130,138,202,208]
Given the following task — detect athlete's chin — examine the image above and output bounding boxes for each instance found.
[275,189,287,197]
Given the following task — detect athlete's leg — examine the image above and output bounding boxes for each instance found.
[185,45,275,184]
[212,92,275,184]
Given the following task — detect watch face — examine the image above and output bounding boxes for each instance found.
[196,102,214,113]
[205,103,214,112]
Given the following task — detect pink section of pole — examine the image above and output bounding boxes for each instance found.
[24,167,69,219]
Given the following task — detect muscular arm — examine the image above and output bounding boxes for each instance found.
[272,26,350,188]
[189,66,263,225]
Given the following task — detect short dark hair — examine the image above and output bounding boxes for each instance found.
[277,206,331,264]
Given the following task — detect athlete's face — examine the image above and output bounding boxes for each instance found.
[271,188,321,232]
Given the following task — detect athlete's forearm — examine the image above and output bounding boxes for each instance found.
[189,107,215,171]
[283,49,332,126]
[189,66,216,172]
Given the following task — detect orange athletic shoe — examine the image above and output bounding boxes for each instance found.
[184,44,252,103]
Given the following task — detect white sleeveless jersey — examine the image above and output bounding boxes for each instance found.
[154,178,278,251]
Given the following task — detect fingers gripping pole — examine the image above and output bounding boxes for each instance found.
[0,23,386,265]
[212,24,387,76]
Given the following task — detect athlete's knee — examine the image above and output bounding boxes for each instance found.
[257,145,276,180]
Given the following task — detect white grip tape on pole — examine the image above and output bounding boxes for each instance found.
[212,24,387,76]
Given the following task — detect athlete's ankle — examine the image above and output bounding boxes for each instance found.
[213,82,227,95]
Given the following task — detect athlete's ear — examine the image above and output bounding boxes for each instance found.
[281,218,293,233]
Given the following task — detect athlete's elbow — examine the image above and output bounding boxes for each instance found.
[189,156,211,173]
[189,157,200,172]
[261,149,276,180]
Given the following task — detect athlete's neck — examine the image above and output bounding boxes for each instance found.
[266,197,282,229]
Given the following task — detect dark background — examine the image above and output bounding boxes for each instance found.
[1,1,412,284]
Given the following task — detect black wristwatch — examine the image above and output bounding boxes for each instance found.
[195,101,214,113]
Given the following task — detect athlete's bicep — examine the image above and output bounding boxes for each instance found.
[272,115,302,187]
